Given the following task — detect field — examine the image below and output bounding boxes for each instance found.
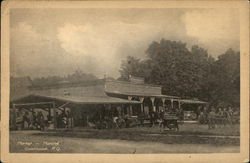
[10,123,240,153]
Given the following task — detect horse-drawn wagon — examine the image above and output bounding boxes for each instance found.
[161,113,179,131]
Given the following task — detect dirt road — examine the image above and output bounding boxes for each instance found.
[10,132,239,153]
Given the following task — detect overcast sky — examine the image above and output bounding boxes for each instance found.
[10,8,240,79]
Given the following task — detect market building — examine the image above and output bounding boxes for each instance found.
[10,76,206,130]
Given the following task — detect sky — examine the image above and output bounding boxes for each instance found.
[10,8,240,79]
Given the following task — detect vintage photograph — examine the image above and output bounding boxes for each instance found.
[6,4,243,155]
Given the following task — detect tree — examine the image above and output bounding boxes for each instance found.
[66,70,97,83]
[118,39,240,107]
[118,56,144,81]
[31,70,98,86]
[208,49,240,107]
[145,39,212,98]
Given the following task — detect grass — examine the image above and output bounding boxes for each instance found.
[35,124,240,145]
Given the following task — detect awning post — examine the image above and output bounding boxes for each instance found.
[161,98,166,108]
[128,96,133,116]
[150,97,156,112]
[171,99,174,109]
[52,101,57,129]
[139,97,144,113]
[13,104,17,130]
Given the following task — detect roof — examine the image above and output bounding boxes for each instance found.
[179,99,207,104]
[11,83,141,104]
[31,94,141,104]
[105,80,162,96]
[106,91,179,99]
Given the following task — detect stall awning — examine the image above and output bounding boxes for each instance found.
[179,99,207,104]
[105,91,179,99]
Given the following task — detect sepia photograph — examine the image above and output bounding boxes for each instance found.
[1,1,249,163]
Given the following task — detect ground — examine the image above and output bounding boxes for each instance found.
[10,123,240,153]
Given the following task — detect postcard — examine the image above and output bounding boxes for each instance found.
[1,0,249,163]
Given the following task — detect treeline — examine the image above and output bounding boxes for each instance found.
[29,70,98,87]
[118,39,240,107]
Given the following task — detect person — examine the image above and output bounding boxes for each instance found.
[37,111,45,131]
[228,107,234,124]
[23,111,30,129]
[55,111,61,128]
[222,108,229,126]
[66,110,73,129]
[31,112,38,129]
[61,111,67,128]
[225,107,233,125]
[159,109,165,129]
[198,111,205,124]
[16,111,24,130]
[203,107,209,123]
[81,111,88,127]
[154,110,158,125]
[117,115,126,128]
[179,108,184,121]
[176,108,184,121]
[138,112,145,127]
[228,107,234,117]
[234,107,240,124]
[216,107,223,127]
[208,108,216,129]
[124,114,130,128]
[113,116,119,128]
[149,110,157,127]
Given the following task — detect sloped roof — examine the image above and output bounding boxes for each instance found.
[30,94,141,104]
[105,80,162,96]
[11,83,141,104]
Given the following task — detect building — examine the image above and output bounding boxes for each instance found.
[10,76,206,129]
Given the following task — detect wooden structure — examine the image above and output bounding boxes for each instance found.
[10,76,207,130]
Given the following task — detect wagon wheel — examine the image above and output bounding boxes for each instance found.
[166,121,173,130]
[117,119,126,128]
[191,113,197,120]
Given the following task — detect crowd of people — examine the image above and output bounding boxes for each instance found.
[14,105,239,130]
[55,110,73,129]
[197,106,240,129]
[15,111,47,130]
[15,109,74,130]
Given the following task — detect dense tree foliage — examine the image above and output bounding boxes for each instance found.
[119,39,240,107]
[30,70,98,86]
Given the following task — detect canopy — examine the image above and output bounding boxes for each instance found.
[105,91,179,99]
[179,99,207,104]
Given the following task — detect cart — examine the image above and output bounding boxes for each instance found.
[162,113,179,131]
